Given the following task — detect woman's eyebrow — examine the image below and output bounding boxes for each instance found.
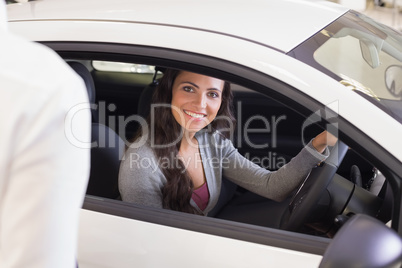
[181,81,222,92]
[181,81,199,88]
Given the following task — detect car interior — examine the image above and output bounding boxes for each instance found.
[65,57,393,239]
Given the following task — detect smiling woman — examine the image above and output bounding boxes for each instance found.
[118,68,336,216]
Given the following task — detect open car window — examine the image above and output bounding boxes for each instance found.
[55,43,400,258]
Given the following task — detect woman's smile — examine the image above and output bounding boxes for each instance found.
[183,109,207,120]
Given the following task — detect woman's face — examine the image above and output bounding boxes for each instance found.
[171,71,224,135]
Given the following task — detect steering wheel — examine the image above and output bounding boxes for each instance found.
[280,141,349,232]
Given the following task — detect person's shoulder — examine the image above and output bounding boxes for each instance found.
[0,32,81,94]
[124,139,155,159]
[120,140,161,176]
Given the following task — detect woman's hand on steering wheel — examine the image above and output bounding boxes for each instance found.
[312,130,338,153]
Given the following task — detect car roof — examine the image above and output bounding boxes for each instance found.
[6,0,348,53]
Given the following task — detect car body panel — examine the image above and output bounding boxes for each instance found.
[8,19,402,164]
[77,209,322,268]
[6,0,348,53]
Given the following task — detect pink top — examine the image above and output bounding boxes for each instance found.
[192,182,210,211]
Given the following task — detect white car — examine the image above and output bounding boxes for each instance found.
[7,0,402,267]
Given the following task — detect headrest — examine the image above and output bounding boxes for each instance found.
[137,67,165,119]
[67,61,96,105]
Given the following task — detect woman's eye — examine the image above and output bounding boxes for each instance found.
[208,92,219,98]
[183,86,194,92]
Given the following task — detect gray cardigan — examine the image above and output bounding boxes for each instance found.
[118,131,329,215]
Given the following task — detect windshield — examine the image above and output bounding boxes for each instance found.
[289,10,402,123]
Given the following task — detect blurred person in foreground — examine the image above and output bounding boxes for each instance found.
[0,1,91,267]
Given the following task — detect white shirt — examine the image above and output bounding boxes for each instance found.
[0,2,91,267]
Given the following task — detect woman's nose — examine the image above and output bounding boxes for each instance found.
[194,93,207,108]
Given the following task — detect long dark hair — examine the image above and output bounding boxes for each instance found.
[148,69,235,214]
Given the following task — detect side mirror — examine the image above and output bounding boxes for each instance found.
[385,65,402,98]
[319,214,402,268]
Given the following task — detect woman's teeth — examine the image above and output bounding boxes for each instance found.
[184,110,205,118]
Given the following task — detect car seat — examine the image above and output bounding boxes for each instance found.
[67,61,125,199]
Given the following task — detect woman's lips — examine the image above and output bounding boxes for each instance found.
[183,109,206,119]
